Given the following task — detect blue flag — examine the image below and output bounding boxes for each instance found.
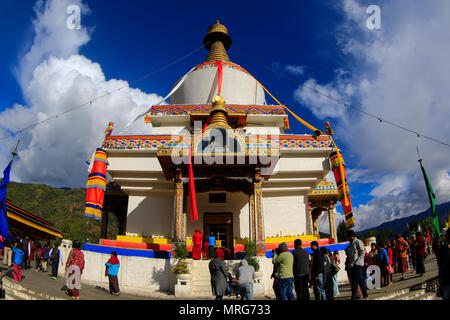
[0,161,12,240]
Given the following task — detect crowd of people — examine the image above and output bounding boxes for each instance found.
[1,234,120,300]
[271,238,343,300]
[2,234,64,282]
[2,226,449,300]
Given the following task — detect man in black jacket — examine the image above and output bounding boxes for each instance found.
[310,241,326,300]
[292,239,310,300]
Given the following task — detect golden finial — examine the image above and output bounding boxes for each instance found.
[203,20,232,62]
[206,95,231,129]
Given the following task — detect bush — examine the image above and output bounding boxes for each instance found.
[243,238,260,272]
[245,256,260,272]
[172,260,189,274]
[174,242,189,259]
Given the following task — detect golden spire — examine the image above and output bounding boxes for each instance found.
[203,20,232,62]
[206,95,231,129]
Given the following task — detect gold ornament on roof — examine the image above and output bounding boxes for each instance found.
[203,20,232,62]
[206,95,231,129]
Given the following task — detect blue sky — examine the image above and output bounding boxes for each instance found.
[0,0,449,231]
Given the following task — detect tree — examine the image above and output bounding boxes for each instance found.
[337,220,348,243]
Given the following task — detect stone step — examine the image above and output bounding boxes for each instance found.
[191,278,212,285]
[191,275,211,281]
[373,289,409,300]
[191,290,213,297]
[396,289,426,300]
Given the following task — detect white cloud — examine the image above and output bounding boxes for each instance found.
[294,0,450,230]
[0,0,162,187]
[284,65,305,76]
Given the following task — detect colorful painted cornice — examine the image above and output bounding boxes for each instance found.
[102,135,332,151]
[150,104,287,115]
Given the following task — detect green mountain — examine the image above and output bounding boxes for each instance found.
[5,181,118,243]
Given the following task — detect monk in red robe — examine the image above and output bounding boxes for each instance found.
[192,229,203,260]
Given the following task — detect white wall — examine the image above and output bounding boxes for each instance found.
[126,194,174,237]
[262,193,308,237]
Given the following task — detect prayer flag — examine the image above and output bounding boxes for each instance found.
[418,159,442,242]
[330,151,354,228]
[0,161,13,240]
[85,148,108,220]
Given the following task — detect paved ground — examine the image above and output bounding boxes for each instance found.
[0,255,440,300]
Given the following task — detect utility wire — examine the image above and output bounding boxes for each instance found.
[236,49,450,148]
[0,43,208,141]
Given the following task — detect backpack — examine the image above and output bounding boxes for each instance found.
[43,247,50,260]
[35,250,42,260]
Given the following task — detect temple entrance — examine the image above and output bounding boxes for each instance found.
[203,212,233,259]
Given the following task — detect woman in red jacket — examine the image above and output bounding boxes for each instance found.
[65,240,85,299]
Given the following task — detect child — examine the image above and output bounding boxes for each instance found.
[105,251,120,295]
[12,242,25,282]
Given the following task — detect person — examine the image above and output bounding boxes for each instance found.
[49,243,63,279]
[292,239,310,300]
[202,235,209,259]
[208,232,216,259]
[42,241,50,272]
[368,243,378,266]
[363,249,369,282]
[65,240,85,299]
[346,230,369,300]
[27,237,35,269]
[105,251,120,295]
[410,235,417,271]
[272,242,295,300]
[394,234,409,280]
[321,247,334,300]
[331,251,340,297]
[3,236,13,267]
[12,242,25,282]
[376,243,391,287]
[345,246,361,298]
[310,241,326,300]
[385,243,394,283]
[209,248,228,300]
[237,259,255,300]
[415,232,427,276]
[21,235,29,269]
[34,241,43,271]
[270,247,282,300]
[436,229,450,300]
[192,229,203,260]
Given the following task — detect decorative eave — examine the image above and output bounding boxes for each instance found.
[102,134,332,151]
[308,180,339,202]
[5,199,63,239]
[150,104,287,116]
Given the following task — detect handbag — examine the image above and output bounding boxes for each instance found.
[331,262,340,274]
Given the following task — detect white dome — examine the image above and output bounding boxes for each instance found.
[169,62,266,105]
